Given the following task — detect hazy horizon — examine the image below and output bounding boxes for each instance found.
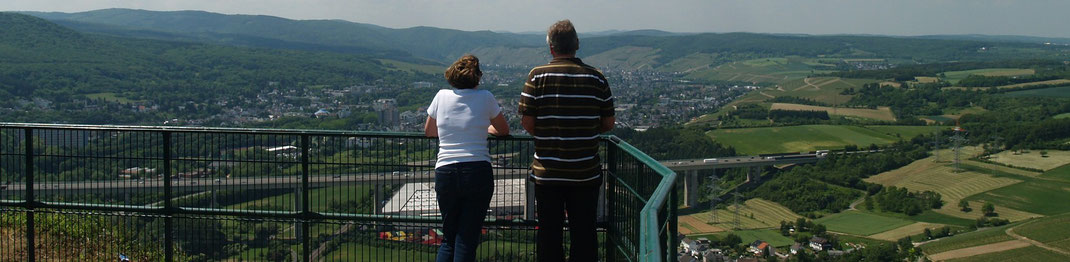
[3,0,1070,39]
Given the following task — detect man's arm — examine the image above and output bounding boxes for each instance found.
[599,116,615,133]
[522,115,536,135]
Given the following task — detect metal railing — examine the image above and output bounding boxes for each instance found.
[0,123,676,262]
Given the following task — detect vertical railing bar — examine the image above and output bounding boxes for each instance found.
[300,134,311,262]
[163,131,174,262]
[23,128,35,262]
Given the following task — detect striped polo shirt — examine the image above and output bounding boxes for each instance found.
[519,57,614,186]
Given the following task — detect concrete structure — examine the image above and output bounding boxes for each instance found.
[380,179,528,218]
[661,154,824,207]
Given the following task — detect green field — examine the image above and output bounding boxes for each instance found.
[872,210,976,227]
[945,246,1068,262]
[942,68,1034,84]
[814,211,914,236]
[86,92,143,104]
[226,185,372,212]
[1043,164,1070,181]
[687,198,803,231]
[920,224,1017,255]
[1014,213,1070,243]
[1003,86,1070,98]
[968,175,1070,216]
[378,59,443,75]
[324,242,436,261]
[835,234,893,249]
[709,125,945,155]
[686,57,823,83]
[763,77,874,106]
[1056,113,1070,119]
[695,229,795,247]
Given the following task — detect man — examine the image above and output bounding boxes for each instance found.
[519,19,615,262]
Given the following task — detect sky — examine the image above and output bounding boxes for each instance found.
[3,0,1070,38]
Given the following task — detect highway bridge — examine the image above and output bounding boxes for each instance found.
[1,152,839,209]
[659,152,827,207]
[0,168,530,194]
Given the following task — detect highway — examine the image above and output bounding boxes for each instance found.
[0,168,530,194]
[659,153,824,171]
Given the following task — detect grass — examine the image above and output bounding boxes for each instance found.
[764,77,874,106]
[868,222,946,241]
[942,68,1034,84]
[378,59,443,75]
[695,229,795,247]
[1003,86,1070,98]
[1013,213,1070,243]
[997,78,1070,89]
[770,103,896,121]
[835,234,893,249]
[814,210,914,236]
[85,92,142,104]
[867,210,976,227]
[1055,113,1070,120]
[920,223,1017,255]
[709,125,944,155]
[323,242,436,261]
[587,46,661,70]
[1042,164,1070,181]
[686,57,820,83]
[987,150,1070,171]
[864,148,1044,221]
[969,177,1070,216]
[945,246,1068,262]
[689,198,803,230]
[226,185,372,212]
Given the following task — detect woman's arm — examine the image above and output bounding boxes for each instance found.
[424,116,438,137]
[488,112,509,136]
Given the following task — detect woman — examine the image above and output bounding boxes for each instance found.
[424,54,509,262]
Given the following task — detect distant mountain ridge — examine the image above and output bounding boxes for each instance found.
[16,9,1070,72]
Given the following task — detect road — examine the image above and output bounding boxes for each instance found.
[0,168,530,194]
[659,153,825,171]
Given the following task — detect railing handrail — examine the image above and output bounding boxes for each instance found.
[1,122,677,262]
[605,136,678,262]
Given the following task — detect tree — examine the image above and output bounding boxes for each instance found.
[722,233,742,248]
[982,202,996,216]
[958,199,971,212]
[923,228,933,239]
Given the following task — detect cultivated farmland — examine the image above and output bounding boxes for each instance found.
[945,246,1068,262]
[1011,213,1070,244]
[764,77,874,105]
[921,224,1017,255]
[1003,86,1070,98]
[686,198,803,231]
[814,211,914,236]
[865,148,1042,222]
[986,150,1070,171]
[942,68,1035,84]
[867,222,944,241]
[770,103,896,121]
[710,125,944,155]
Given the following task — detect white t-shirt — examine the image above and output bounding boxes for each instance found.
[426,89,502,168]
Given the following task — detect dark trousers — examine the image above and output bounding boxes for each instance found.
[535,184,599,262]
[435,161,494,262]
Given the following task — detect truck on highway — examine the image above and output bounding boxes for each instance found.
[703,158,718,163]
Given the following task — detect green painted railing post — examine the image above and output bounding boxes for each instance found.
[23,128,35,262]
[164,131,174,262]
[300,134,311,262]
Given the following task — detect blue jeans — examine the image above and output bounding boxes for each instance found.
[435,161,494,262]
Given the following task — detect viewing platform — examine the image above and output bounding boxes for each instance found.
[0,123,677,262]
